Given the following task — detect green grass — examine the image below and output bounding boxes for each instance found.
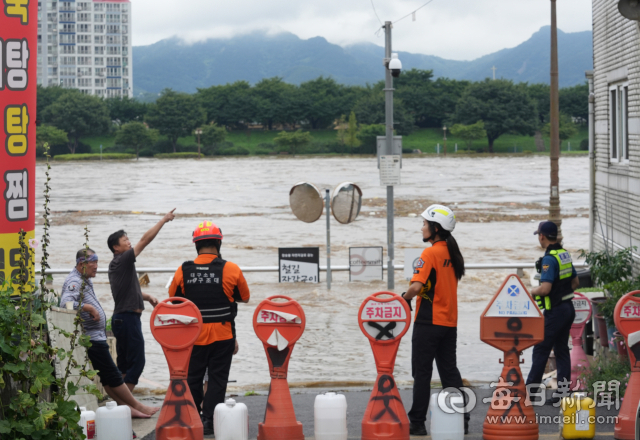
[154,152,203,159]
[82,125,589,156]
[54,153,135,160]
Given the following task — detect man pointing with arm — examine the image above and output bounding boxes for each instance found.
[107,209,176,393]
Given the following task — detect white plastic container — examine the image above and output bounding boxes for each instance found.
[95,401,132,440]
[213,398,248,440]
[314,392,348,440]
[427,392,464,440]
[78,407,96,440]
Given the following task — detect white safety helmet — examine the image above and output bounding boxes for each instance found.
[420,204,456,232]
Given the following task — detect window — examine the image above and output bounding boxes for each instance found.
[94,46,104,55]
[78,24,90,33]
[47,56,57,65]
[107,67,121,76]
[94,35,104,45]
[78,78,91,87]
[95,67,105,77]
[60,2,74,11]
[94,57,104,66]
[78,57,92,65]
[59,12,74,22]
[94,13,104,22]
[610,83,630,163]
[77,2,91,11]
[59,23,75,32]
[78,45,91,54]
[61,45,75,54]
[106,35,121,44]
[60,56,75,65]
[77,12,90,22]
[60,67,75,76]
[107,25,120,34]
[77,35,90,43]
[94,25,104,34]
[94,3,103,11]
[77,67,91,76]
[95,78,105,87]
[106,57,121,66]
[60,34,75,44]
[47,34,57,44]
[107,46,121,55]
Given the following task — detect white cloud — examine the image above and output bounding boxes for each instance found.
[131,0,592,60]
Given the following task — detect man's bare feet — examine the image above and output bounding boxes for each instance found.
[129,407,151,419]
[139,404,160,417]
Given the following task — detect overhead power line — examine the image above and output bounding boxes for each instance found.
[394,0,436,24]
[370,0,383,26]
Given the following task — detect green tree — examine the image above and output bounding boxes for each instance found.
[454,79,537,152]
[541,113,578,148]
[353,85,415,136]
[106,96,148,125]
[273,130,311,154]
[36,85,67,124]
[298,77,347,129]
[345,111,360,149]
[196,81,257,129]
[146,89,206,152]
[43,92,110,153]
[253,78,298,130]
[115,121,159,160]
[450,121,487,151]
[336,114,347,144]
[35,125,68,156]
[357,124,386,154]
[200,123,227,155]
[559,82,589,124]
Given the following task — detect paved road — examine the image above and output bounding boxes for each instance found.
[139,387,620,439]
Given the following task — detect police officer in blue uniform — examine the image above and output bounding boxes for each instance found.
[526,221,579,403]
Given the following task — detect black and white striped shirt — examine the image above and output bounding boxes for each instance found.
[60,268,107,341]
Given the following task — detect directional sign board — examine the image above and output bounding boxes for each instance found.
[349,247,383,282]
[278,247,319,283]
[481,274,544,352]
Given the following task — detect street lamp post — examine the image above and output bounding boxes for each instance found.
[443,126,448,157]
[195,128,203,159]
[383,21,395,290]
[549,0,563,241]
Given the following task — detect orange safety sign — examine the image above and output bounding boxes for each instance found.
[613,290,640,440]
[480,275,544,440]
[253,295,306,440]
[150,297,204,440]
[570,292,592,390]
[358,292,411,440]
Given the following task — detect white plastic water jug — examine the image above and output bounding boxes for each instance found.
[78,407,96,440]
[314,392,348,440]
[95,401,132,440]
[213,398,248,440]
[427,392,464,440]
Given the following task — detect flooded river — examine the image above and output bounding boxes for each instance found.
[35,154,589,392]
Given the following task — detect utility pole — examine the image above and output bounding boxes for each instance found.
[491,66,497,80]
[384,21,395,290]
[549,0,563,241]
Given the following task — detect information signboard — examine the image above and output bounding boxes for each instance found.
[278,247,319,283]
[379,155,401,186]
[349,247,383,281]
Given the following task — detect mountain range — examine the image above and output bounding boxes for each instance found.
[132,26,593,96]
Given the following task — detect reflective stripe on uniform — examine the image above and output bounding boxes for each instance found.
[549,249,573,280]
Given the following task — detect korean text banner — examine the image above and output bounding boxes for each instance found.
[0,0,37,282]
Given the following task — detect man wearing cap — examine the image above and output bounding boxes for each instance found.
[526,221,579,404]
[60,249,160,420]
[168,221,250,435]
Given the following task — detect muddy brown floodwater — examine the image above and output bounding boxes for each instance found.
[34,155,589,393]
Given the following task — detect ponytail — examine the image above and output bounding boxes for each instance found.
[444,234,465,280]
[429,221,465,280]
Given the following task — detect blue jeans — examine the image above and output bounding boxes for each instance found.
[112,312,145,386]
[526,300,576,388]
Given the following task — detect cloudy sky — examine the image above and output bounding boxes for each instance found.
[131,0,593,60]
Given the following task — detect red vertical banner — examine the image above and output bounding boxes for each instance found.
[0,0,37,283]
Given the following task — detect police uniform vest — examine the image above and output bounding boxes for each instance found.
[175,257,237,324]
[547,247,574,307]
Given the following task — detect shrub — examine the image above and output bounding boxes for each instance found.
[154,152,203,159]
[402,148,413,154]
[54,153,135,160]
[254,148,273,155]
[205,141,234,155]
[580,138,589,151]
[48,141,91,156]
[579,352,630,401]
[217,146,250,156]
[256,142,275,150]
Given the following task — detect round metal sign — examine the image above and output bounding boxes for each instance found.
[289,182,323,223]
[331,182,362,224]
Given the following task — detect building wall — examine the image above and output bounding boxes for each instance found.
[592,0,640,266]
[36,0,132,97]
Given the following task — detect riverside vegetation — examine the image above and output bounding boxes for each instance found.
[0,146,101,439]
[36,70,589,159]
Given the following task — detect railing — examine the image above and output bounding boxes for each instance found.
[39,262,588,276]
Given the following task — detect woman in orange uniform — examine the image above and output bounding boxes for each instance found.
[401,204,469,436]
[168,221,250,436]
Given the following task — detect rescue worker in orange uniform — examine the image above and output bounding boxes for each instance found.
[401,204,469,436]
[168,221,250,435]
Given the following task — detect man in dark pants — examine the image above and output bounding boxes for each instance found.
[526,221,579,405]
[168,221,249,435]
[107,209,175,392]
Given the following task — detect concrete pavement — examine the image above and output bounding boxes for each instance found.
[137,386,620,439]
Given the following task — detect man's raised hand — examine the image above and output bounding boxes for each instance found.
[163,208,176,223]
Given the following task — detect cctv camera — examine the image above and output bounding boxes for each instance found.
[389,53,402,78]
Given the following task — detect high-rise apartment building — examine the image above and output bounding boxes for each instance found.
[37,0,132,97]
